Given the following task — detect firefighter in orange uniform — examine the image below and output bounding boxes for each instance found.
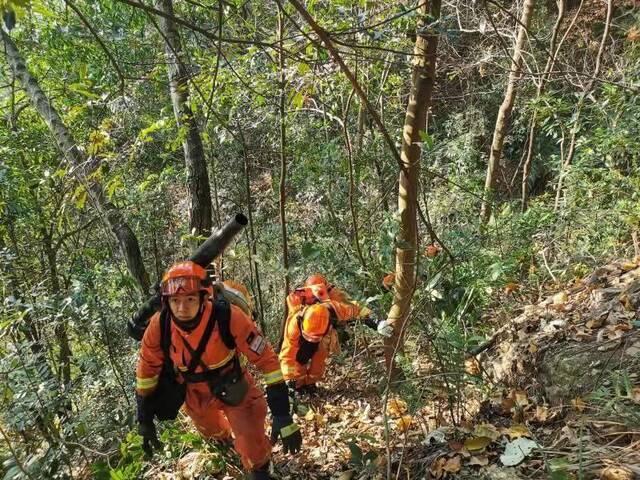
[279,274,393,394]
[135,261,301,480]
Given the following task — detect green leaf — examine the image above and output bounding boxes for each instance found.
[292,91,304,109]
[73,185,87,210]
[419,130,434,149]
[68,82,100,100]
[297,62,310,75]
[106,176,123,200]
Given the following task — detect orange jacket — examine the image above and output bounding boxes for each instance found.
[136,300,283,395]
[279,293,366,381]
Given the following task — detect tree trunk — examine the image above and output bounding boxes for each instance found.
[239,130,266,332]
[42,232,72,389]
[0,28,150,294]
[276,7,290,350]
[385,0,441,371]
[521,0,565,212]
[554,0,612,211]
[343,89,367,269]
[156,0,212,237]
[480,0,536,223]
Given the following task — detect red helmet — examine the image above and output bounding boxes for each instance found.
[305,273,327,287]
[161,261,208,296]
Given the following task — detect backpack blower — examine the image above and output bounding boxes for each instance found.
[127,213,248,341]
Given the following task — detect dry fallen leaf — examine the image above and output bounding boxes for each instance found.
[396,415,413,432]
[529,342,539,354]
[443,456,461,473]
[553,291,569,305]
[534,405,549,422]
[627,26,640,42]
[504,282,520,294]
[506,424,532,439]
[429,457,447,479]
[501,396,515,414]
[587,317,606,329]
[500,438,539,466]
[474,423,501,441]
[387,397,408,417]
[468,455,489,467]
[305,408,316,421]
[465,357,481,375]
[631,387,640,404]
[514,390,530,407]
[600,465,635,480]
[571,397,586,412]
[464,436,493,452]
[620,261,637,272]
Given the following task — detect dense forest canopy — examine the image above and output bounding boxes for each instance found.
[0,0,639,478]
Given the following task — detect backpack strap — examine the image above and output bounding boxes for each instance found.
[183,306,217,374]
[214,295,236,350]
[159,308,173,370]
[176,297,235,375]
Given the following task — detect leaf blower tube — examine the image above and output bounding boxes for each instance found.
[127,213,248,340]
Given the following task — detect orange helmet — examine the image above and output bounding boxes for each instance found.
[305,274,328,287]
[161,261,208,296]
[300,304,330,343]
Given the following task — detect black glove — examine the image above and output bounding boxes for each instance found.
[362,315,394,338]
[136,393,162,458]
[139,421,162,458]
[270,415,302,454]
[295,337,319,365]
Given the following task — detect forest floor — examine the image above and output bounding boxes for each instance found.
[149,260,640,480]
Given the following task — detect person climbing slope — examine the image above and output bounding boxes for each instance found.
[135,261,301,480]
[279,273,393,394]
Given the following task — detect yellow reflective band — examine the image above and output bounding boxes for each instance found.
[136,375,158,390]
[281,423,300,438]
[208,350,236,370]
[264,369,284,385]
[239,354,249,368]
[281,364,297,375]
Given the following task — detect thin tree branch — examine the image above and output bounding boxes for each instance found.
[64,0,126,95]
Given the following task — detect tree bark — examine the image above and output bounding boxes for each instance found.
[156,0,213,237]
[285,0,404,172]
[480,0,536,223]
[42,232,72,389]
[385,0,441,371]
[0,28,150,294]
[239,130,266,332]
[554,0,612,211]
[276,7,291,350]
[521,0,565,211]
[343,88,367,269]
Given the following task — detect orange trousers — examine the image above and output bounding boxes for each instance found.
[292,340,330,388]
[183,372,271,470]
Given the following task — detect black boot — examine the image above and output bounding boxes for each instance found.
[300,383,318,396]
[249,462,275,480]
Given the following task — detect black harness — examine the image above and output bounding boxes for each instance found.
[161,296,247,405]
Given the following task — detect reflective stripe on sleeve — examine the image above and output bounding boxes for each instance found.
[136,375,159,390]
[281,423,301,438]
[264,369,284,385]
